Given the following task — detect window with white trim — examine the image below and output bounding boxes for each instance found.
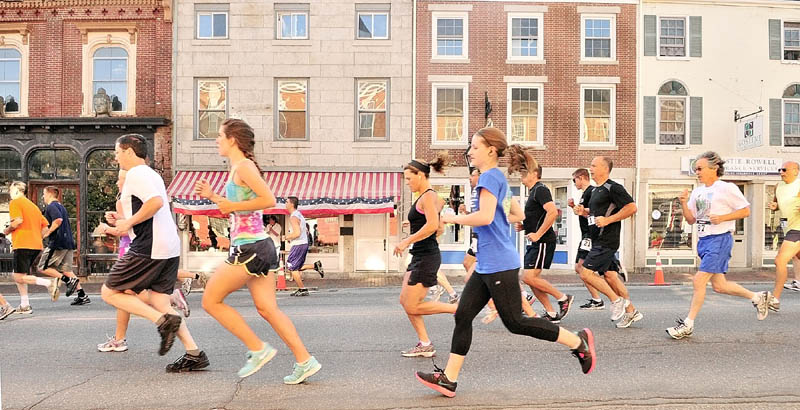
[0,48,21,113]
[507,14,541,60]
[580,86,614,145]
[196,79,228,140]
[785,22,800,61]
[430,180,470,249]
[648,184,694,251]
[356,4,390,39]
[658,80,689,145]
[356,79,388,140]
[582,16,614,60]
[784,84,800,146]
[93,47,128,112]
[196,4,228,39]
[432,84,467,144]
[276,79,308,140]
[276,4,309,40]
[81,30,136,116]
[507,84,542,145]
[659,17,686,57]
[432,13,468,59]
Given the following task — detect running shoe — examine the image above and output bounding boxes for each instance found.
[181,278,193,295]
[768,296,780,312]
[97,336,128,352]
[572,328,596,374]
[313,261,325,278]
[615,310,643,328]
[171,288,190,317]
[48,278,60,301]
[753,291,770,321]
[157,314,182,356]
[557,294,575,320]
[784,280,800,292]
[610,298,628,321]
[65,277,80,297]
[16,305,32,314]
[166,351,210,373]
[70,295,91,306]
[401,342,436,358]
[0,304,15,320]
[543,313,561,324]
[431,285,446,302]
[448,293,460,304]
[666,318,693,340]
[415,364,457,398]
[580,299,605,310]
[238,342,278,378]
[197,271,212,288]
[290,288,309,297]
[283,356,321,384]
[481,309,498,324]
[525,293,535,305]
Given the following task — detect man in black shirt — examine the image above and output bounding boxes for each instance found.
[575,157,642,328]
[517,163,574,322]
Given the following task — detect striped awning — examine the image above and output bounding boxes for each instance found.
[167,170,403,217]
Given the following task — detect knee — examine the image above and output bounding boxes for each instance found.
[775,253,792,266]
[100,285,114,303]
[201,293,219,313]
[12,273,23,283]
[711,282,725,293]
[401,299,418,314]
[255,302,279,319]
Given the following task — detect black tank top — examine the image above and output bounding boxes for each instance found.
[408,189,439,255]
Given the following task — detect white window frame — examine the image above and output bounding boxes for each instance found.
[431,12,469,60]
[645,181,698,256]
[276,11,309,40]
[506,13,543,62]
[580,14,616,62]
[429,178,471,251]
[579,84,615,147]
[783,20,800,63]
[195,78,228,140]
[784,98,800,146]
[82,32,136,116]
[431,83,469,146]
[0,44,25,116]
[92,47,129,113]
[506,83,544,146]
[196,10,229,39]
[275,78,310,141]
[656,95,689,147]
[657,15,690,59]
[356,11,390,40]
[355,78,390,141]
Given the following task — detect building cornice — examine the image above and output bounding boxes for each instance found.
[0,1,171,21]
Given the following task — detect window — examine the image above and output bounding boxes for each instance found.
[507,85,542,145]
[659,17,686,57]
[657,80,689,145]
[764,184,785,251]
[508,14,541,60]
[582,16,614,60]
[308,217,339,253]
[431,182,469,248]
[784,84,800,146]
[28,149,79,180]
[785,22,800,61]
[0,48,21,113]
[93,47,128,112]
[432,84,467,144]
[648,184,693,251]
[196,4,228,39]
[188,216,231,253]
[0,149,22,251]
[276,4,309,40]
[356,4,390,39]
[553,186,568,246]
[580,86,614,145]
[356,79,388,141]
[86,150,119,255]
[196,79,227,140]
[432,13,468,59]
[277,79,308,140]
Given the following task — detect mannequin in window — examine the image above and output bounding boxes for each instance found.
[5,96,18,113]
[93,88,112,117]
[111,96,122,112]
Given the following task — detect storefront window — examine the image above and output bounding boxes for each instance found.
[29,149,79,180]
[648,184,693,250]
[86,149,119,254]
[431,182,469,247]
[553,186,568,245]
[764,184,783,251]
[0,149,21,271]
[189,215,230,253]
[308,217,339,253]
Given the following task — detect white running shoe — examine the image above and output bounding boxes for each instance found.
[610,298,628,321]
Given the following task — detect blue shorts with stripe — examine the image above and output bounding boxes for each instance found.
[697,232,733,274]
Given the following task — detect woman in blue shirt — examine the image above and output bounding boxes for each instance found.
[414,127,597,398]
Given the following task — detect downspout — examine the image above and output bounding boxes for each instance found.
[634,0,643,273]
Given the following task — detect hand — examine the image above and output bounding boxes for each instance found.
[42,229,50,238]
[194,179,214,199]
[217,198,236,215]
[679,189,689,204]
[709,214,725,225]
[568,198,575,208]
[108,219,132,236]
[527,231,542,242]
[104,211,118,226]
[595,216,610,227]
[514,222,523,232]
[441,213,457,224]
[572,205,585,215]
[458,204,467,214]
[393,239,409,256]
[769,201,778,211]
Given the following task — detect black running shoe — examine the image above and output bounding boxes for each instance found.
[291,288,310,297]
[557,294,574,320]
[543,313,561,324]
[314,261,324,278]
[65,277,80,297]
[415,364,457,397]
[572,328,596,374]
[157,314,182,356]
[166,351,210,373]
[70,295,91,306]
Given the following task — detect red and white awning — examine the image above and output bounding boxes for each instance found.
[167,170,403,218]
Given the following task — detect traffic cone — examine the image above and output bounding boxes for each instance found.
[649,251,671,286]
[276,270,287,291]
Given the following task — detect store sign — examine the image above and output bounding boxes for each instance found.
[681,156,782,176]
[735,115,763,152]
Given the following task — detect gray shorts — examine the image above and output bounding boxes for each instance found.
[38,248,74,272]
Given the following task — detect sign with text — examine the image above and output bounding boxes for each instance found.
[681,156,782,176]
[736,115,763,152]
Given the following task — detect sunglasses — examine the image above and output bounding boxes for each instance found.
[779,168,788,172]
[694,167,704,172]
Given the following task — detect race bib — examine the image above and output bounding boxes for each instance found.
[580,237,592,251]
[587,216,596,226]
[781,218,788,232]
[697,219,711,234]
[470,237,478,253]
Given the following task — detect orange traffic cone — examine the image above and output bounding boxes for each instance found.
[649,251,671,286]
[276,270,287,291]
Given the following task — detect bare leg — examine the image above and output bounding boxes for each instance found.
[578,267,619,301]
[436,271,456,295]
[774,241,800,299]
[521,268,563,313]
[115,309,130,341]
[399,272,457,343]
[604,271,636,313]
[290,270,305,288]
[149,291,198,350]
[576,260,600,299]
[201,263,262,351]
[248,272,311,363]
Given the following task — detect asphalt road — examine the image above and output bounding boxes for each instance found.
[1,284,798,410]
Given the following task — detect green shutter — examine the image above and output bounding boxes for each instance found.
[770,98,783,146]
[690,97,703,145]
[643,96,656,144]
[644,15,657,56]
[769,19,781,60]
[689,16,702,57]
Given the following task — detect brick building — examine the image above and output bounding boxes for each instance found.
[415,0,638,270]
[0,0,173,274]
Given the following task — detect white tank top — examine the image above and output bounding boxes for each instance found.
[289,210,308,246]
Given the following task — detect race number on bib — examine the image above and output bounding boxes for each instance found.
[697,219,711,234]
[780,218,788,232]
[587,216,596,226]
[580,238,592,251]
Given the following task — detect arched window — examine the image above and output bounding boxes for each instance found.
[28,149,79,180]
[658,80,688,145]
[0,48,21,113]
[86,149,119,255]
[0,149,22,263]
[93,47,128,112]
[784,84,800,146]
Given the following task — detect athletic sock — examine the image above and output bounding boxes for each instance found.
[187,349,201,356]
[592,298,602,302]
[419,340,431,346]
[21,295,29,306]
[751,293,761,303]
[684,318,694,328]
[35,278,51,287]
[60,276,71,284]
[547,311,557,318]
[77,289,86,297]
[558,295,568,302]
[449,291,457,297]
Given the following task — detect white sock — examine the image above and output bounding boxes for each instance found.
[547,311,557,317]
[558,295,568,302]
[35,278,51,287]
[419,340,431,346]
[772,297,779,303]
[592,298,602,302]
[20,295,29,306]
[684,318,694,328]
[449,291,457,297]
[613,297,623,304]
[521,290,530,298]
[751,293,761,303]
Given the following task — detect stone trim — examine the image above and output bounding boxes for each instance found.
[0,23,29,44]
[74,21,138,44]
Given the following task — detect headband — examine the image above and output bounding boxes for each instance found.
[409,160,431,174]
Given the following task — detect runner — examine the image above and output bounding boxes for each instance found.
[431,271,459,304]
[507,146,573,323]
[415,128,595,398]
[783,256,800,291]
[768,160,800,312]
[666,151,771,339]
[575,156,643,328]
[285,196,324,296]
[102,134,208,372]
[569,168,604,309]
[394,155,458,358]
[198,119,320,383]
[38,186,87,305]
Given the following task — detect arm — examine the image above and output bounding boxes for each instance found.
[44,218,63,237]
[198,161,276,214]
[529,202,558,242]
[109,197,164,235]
[507,197,524,224]
[710,206,750,224]
[395,192,441,255]
[443,188,497,227]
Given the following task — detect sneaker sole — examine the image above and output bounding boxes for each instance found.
[783,285,800,291]
[559,295,575,320]
[98,346,129,352]
[580,306,605,310]
[158,319,182,356]
[666,329,691,340]
[0,309,15,320]
[616,312,643,329]
[401,350,436,358]
[581,328,596,375]
[415,373,455,398]
[238,348,278,378]
[283,362,321,385]
[167,359,210,373]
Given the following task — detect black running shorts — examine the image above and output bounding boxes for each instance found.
[105,251,179,295]
[407,252,441,288]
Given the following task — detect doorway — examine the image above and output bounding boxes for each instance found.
[29,183,80,269]
[355,214,387,271]
[729,183,747,268]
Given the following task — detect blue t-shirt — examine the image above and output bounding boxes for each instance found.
[472,168,521,274]
[44,201,75,250]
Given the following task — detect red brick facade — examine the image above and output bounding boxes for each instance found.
[416,1,637,169]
